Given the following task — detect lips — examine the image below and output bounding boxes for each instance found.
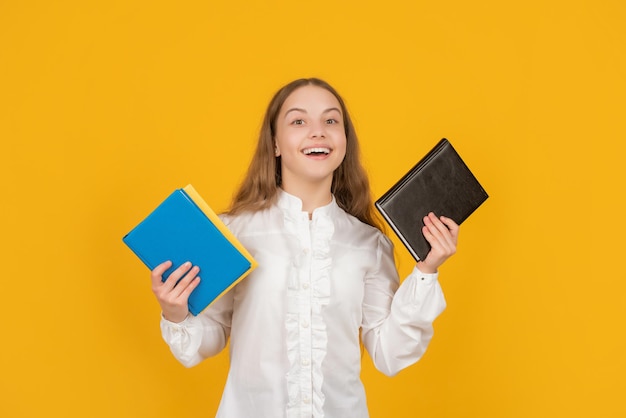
[302,147,331,156]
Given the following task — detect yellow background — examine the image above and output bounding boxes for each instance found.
[1,1,625,417]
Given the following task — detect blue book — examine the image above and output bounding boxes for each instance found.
[123,185,257,316]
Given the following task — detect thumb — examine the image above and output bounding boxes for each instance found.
[150,260,172,288]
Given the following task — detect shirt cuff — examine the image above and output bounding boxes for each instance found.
[160,313,192,328]
[411,265,439,283]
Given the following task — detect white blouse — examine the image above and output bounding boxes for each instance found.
[160,190,447,418]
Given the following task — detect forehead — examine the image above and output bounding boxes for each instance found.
[280,85,342,113]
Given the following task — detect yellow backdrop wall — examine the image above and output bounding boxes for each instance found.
[1,1,625,417]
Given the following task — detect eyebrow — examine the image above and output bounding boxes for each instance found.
[283,107,342,118]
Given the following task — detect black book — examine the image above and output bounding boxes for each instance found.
[375,138,488,262]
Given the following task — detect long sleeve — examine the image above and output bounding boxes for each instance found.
[361,235,446,376]
[160,289,234,367]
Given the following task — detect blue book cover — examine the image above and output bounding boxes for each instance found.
[123,185,257,316]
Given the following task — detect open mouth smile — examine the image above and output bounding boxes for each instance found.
[302,147,331,156]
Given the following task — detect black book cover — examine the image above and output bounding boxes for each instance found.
[375,138,488,262]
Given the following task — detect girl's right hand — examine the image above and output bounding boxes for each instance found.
[150,260,201,323]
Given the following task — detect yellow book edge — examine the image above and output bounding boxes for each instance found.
[182,184,258,310]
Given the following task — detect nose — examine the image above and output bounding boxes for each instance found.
[309,120,327,138]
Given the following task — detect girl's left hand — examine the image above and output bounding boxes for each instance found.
[416,212,459,274]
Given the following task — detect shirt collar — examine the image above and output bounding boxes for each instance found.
[276,188,337,220]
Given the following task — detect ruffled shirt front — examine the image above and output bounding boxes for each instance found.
[160,190,447,418]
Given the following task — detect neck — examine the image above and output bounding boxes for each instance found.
[281,178,333,216]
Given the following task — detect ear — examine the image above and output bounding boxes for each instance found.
[274,143,281,157]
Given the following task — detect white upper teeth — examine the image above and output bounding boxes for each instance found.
[303,147,330,155]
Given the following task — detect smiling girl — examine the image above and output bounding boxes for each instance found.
[150,78,459,418]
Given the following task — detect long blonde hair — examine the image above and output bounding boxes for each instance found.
[227,78,383,231]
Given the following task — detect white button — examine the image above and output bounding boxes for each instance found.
[303,396,311,404]
[301,358,310,366]
[301,320,309,328]
[302,282,310,289]
[303,248,310,254]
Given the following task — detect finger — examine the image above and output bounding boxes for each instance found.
[423,219,456,257]
[427,213,459,247]
[439,216,460,239]
[162,261,193,291]
[422,224,450,253]
[423,213,453,248]
[420,225,447,271]
[178,274,201,300]
[151,260,172,289]
[422,223,457,268]
[172,265,200,298]
[426,212,452,234]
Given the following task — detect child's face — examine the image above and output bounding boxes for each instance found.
[274,85,347,191]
